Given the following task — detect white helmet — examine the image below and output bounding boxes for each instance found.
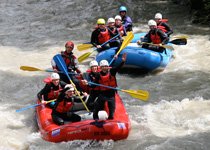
[115,15,122,20]
[155,13,162,19]
[89,60,98,67]
[51,73,60,80]
[65,84,74,93]
[100,60,109,67]
[148,19,157,26]
[108,18,115,23]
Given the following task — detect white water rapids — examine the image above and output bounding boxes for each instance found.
[0,0,210,150]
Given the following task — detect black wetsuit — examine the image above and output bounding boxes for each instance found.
[51,87,86,125]
[88,61,125,120]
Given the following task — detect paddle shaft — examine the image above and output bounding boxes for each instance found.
[93,34,121,52]
[16,99,56,112]
[46,70,79,75]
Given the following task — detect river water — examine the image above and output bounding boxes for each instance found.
[0,0,210,150]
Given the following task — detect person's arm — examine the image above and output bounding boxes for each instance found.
[123,16,132,28]
[73,57,81,73]
[60,81,67,88]
[110,53,127,76]
[37,84,51,101]
[162,22,173,36]
[107,27,118,37]
[123,26,127,36]
[91,30,99,47]
[158,29,169,44]
[142,32,151,43]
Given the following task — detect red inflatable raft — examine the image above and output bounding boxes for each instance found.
[35,75,131,142]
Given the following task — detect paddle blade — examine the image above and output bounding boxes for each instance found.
[53,54,68,74]
[78,51,93,62]
[77,44,93,51]
[122,89,149,100]
[20,66,44,72]
[162,44,174,50]
[171,35,188,39]
[117,32,134,55]
[170,38,187,45]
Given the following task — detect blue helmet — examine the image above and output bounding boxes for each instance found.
[119,6,127,12]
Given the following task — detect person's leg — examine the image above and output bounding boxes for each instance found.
[93,95,105,119]
[52,112,64,125]
[107,96,116,119]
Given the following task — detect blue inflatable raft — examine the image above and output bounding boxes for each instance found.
[96,33,174,71]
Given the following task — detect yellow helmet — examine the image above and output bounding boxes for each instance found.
[97,18,105,25]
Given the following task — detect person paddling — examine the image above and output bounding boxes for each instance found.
[82,53,127,120]
[91,18,117,52]
[119,6,132,31]
[51,41,83,92]
[51,84,88,125]
[137,20,169,53]
[155,13,173,37]
[37,73,66,109]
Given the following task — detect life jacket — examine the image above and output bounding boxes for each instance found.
[115,24,124,37]
[157,19,168,33]
[43,77,62,100]
[98,28,110,45]
[107,27,117,40]
[98,72,116,91]
[150,31,161,44]
[55,98,73,113]
[60,51,77,72]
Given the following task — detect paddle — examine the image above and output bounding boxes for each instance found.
[20,66,79,75]
[77,44,93,51]
[77,39,122,51]
[53,54,90,112]
[141,42,174,50]
[169,38,187,45]
[86,81,149,100]
[171,35,188,39]
[78,34,120,63]
[16,99,56,112]
[109,32,134,66]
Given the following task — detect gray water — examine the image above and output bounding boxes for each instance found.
[0,0,210,150]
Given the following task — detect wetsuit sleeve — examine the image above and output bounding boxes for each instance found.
[91,29,99,47]
[60,81,67,88]
[37,84,51,101]
[51,58,57,69]
[73,95,86,103]
[73,57,81,73]
[161,22,173,36]
[123,26,127,36]
[143,32,152,43]
[107,27,118,37]
[110,61,125,76]
[157,29,169,44]
[56,87,70,102]
[115,28,122,40]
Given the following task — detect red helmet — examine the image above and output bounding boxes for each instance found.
[65,41,74,48]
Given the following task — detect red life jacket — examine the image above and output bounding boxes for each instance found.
[60,51,80,73]
[98,72,116,91]
[98,28,110,45]
[115,24,124,37]
[157,20,168,33]
[108,27,117,40]
[150,32,161,44]
[43,77,62,100]
[56,98,73,113]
